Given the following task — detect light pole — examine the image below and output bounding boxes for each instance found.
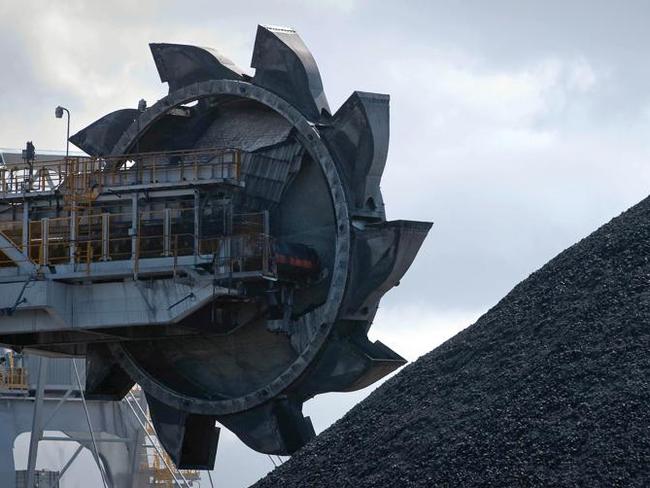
[55,105,75,262]
[55,105,70,159]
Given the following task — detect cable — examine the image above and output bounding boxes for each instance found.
[72,359,109,488]
[124,391,186,487]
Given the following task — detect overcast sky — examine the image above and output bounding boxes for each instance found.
[3,1,650,486]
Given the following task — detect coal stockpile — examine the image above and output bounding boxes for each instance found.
[253,197,650,487]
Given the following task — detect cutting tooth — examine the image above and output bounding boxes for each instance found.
[343,220,433,320]
[146,393,220,470]
[295,325,407,397]
[251,25,330,120]
[69,109,138,156]
[150,43,247,93]
[84,343,134,400]
[218,397,315,455]
[322,91,390,219]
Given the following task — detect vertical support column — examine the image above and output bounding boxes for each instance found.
[25,356,48,488]
[194,190,200,259]
[48,445,84,488]
[130,194,138,261]
[263,210,270,235]
[0,426,17,488]
[220,202,233,275]
[21,201,29,256]
[101,213,110,261]
[163,208,172,257]
[40,218,49,266]
[235,149,241,180]
[263,210,270,274]
[131,194,139,280]
[69,204,77,264]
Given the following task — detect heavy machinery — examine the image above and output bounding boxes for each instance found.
[0,25,431,469]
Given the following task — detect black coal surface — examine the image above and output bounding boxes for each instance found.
[253,197,650,487]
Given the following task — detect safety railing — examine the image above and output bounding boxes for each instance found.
[136,207,195,260]
[75,212,133,263]
[0,367,28,390]
[0,166,64,194]
[108,147,240,186]
[0,209,275,278]
[233,212,267,235]
[202,233,275,277]
[0,147,242,198]
[28,217,71,265]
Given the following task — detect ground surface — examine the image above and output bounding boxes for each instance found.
[253,196,650,487]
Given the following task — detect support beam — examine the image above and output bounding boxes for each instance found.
[0,231,33,273]
[46,445,84,488]
[73,359,110,488]
[131,194,139,262]
[41,436,132,444]
[25,357,48,488]
[194,190,200,259]
[163,208,171,257]
[41,218,49,265]
[42,388,75,430]
[101,213,110,261]
[69,205,77,264]
[21,201,29,256]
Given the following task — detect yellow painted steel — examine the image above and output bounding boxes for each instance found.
[0,149,275,275]
[0,351,28,390]
[130,386,202,486]
[0,147,241,198]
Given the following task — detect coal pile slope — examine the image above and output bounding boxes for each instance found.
[254,197,650,488]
